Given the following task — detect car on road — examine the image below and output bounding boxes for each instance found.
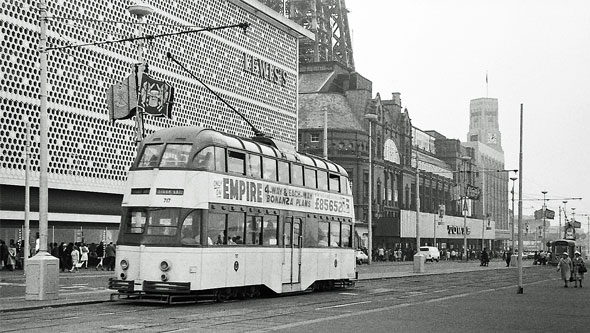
[356,249,369,265]
[419,246,441,262]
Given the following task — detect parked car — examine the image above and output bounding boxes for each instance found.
[356,249,369,265]
[419,246,441,262]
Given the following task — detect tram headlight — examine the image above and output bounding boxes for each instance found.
[160,273,169,282]
[160,260,171,272]
[120,272,128,280]
[120,259,129,270]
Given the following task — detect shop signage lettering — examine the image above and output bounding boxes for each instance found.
[447,225,471,235]
[243,53,288,87]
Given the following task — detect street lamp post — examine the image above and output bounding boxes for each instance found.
[461,156,471,261]
[323,106,328,159]
[128,1,154,144]
[481,169,486,251]
[364,113,378,264]
[542,191,547,250]
[561,200,568,239]
[510,177,517,252]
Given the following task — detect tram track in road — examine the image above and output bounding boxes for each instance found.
[1,267,558,332]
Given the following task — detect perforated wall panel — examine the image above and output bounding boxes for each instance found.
[1,0,299,194]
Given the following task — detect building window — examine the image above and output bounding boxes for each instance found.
[310,133,320,142]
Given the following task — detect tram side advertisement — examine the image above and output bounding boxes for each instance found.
[211,175,352,216]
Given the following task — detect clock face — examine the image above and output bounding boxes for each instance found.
[487,133,497,144]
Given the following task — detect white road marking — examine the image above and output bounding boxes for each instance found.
[315,300,372,310]
[0,282,26,287]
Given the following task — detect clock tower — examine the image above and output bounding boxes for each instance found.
[467,98,503,152]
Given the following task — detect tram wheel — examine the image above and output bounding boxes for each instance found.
[243,286,259,298]
[215,288,231,303]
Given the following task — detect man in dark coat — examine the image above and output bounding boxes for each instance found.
[105,242,116,271]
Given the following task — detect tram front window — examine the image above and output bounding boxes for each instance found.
[160,144,192,168]
[126,210,147,234]
[138,144,164,168]
[147,209,180,236]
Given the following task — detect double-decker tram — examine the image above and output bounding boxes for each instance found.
[547,239,579,266]
[109,126,356,303]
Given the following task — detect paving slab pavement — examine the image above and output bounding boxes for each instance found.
[0,259,536,313]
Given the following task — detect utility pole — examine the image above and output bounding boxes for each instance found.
[364,113,378,264]
[26,0,59,301]
[517,103,524,294]
[542,191,547,250]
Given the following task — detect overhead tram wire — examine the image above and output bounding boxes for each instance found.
[45,22,250,51]
[166,52,264,138]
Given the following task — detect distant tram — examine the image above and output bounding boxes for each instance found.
[547,240,580,266]
[108,127,356,303]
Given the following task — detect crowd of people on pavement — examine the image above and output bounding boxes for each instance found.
[0,238,117,272]
[369,246,510,263]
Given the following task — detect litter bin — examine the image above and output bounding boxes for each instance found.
[413,253,425,273]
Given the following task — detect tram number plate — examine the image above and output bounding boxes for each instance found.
[163,197,171,204]
[314,198,349,214]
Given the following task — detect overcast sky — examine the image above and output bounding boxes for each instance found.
[346,0,590,230]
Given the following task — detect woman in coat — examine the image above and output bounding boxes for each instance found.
[557,252,573,288]
[572,251,585,288]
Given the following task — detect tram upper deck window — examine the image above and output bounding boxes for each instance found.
[278,161,289,184]
[193,147,215,170]
[160,144,192,168]
[329,173,340,192]
[262,157,277,181]
[248,154,262,178]
[126,210,147,233]
[138,144,164,168]
[147,209,179,236]
[304,167,317,188]
[341,176,350,195]
[317,171,328,190]
[228,150,246,175]
[291,164,303,186]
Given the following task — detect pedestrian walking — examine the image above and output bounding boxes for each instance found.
[505,248,512,267]
[79,243,89,269]
[64,242,74,272]
[572,251,585,288]
[96,241,105,270]
[69,245,80,272]
[105,242,116,271]
[0,240,9,270]
[557,252,573,288]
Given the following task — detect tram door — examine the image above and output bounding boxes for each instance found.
[282,217,302,284]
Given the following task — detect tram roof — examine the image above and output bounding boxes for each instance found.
[142,126,348,176]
